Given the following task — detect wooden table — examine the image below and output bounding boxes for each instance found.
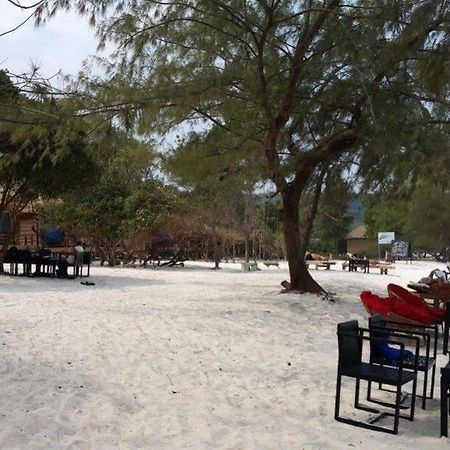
[374,262,394,274]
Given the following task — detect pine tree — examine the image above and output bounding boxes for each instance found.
[36,1,450,292]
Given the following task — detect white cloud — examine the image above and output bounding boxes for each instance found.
[0,4,100,77]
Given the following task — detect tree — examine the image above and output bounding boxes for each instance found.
[164,130,250,268]
[365,178,450,261]
[40,132,180,266]
[36,1,450,293]
[310,169,353,253]
[0,71,96,272]
[408,181,450,258]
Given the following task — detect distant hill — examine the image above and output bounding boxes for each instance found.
[347,199,365,226]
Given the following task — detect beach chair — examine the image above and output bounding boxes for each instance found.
[335,320,418,434]
[360,291,442,326]
[81,251,91,277]
[263,260,279,268]
[368,315,436,410]
[387,284,446,323]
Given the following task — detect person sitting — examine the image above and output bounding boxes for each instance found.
[419,268,448,285]
[56,243,84,278]
[32,248,52,276]
[305,252,314,261]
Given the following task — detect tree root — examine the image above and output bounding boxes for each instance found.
[280,280,325,295]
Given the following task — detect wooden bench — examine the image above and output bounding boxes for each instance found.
[307,261,336,270]
[375,263,395,275]
[241,262,258,271]
[263,260,279,268]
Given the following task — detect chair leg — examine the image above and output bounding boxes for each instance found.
[335,374,342,420]
[393,385,402,434]
[336,376,398,434]
[444,319,449,355]
[430,364,436,400]
[410,374,417,421]
[441,375,449,437]
[367,381,372,402]
[422,367,429,409]
[354,378,360,408]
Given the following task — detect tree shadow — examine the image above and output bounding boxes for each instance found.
[0,272,167,294]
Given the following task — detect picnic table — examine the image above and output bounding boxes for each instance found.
[373,262,395,274]
[3,246,91,278]
[348,259,369,273]
[263,260,279,268]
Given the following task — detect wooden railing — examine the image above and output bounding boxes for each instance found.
[0,233,41,247]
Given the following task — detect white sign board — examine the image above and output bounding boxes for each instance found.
[378,232,395,245]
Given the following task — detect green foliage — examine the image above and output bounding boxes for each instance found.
[312,174,353,253]
[163,129,257,236]
[408,181,450,251]
[0,74,97,215]
[33,1,450,275]
[364,198,410,240]
[39,130,179,263]
[126,180,183,233]
[164,128,259,196]
[37,1,450,198]
[0,71,19,102]
[365,179,450,253]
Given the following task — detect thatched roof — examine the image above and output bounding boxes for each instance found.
[347,224,367,239]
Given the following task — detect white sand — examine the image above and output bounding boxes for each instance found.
[0,260,448,449]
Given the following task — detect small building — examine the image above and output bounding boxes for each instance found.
[346,224,378,257]
[0,211,40,248]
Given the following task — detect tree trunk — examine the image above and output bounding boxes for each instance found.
[244,196,250,262]
[300,167,327,255]
[0,245,7,275]
[252,232,256,262]
[224,242,229,263]
[282,192,324,294]
[244,236,249,262]
[212,230,221,269]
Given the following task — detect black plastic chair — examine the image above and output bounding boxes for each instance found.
[444,305,450,355]
[335,320,418,434]
[67,251,84,278]
[368,315,437,410]
[81,252,91,277]
[4,247,31,276]
[441,360,450,437]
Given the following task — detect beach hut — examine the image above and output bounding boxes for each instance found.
[346,224,377,256]
[0,210,40,249]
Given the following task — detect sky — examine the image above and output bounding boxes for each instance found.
[1,2,99,77]
[0,2,191,149]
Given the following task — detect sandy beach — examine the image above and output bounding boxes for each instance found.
[0,260,448,449]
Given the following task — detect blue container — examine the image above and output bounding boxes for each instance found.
[41,228,65,246]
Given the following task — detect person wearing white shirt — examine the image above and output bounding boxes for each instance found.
[57,243,84,277]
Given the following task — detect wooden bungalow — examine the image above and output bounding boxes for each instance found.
[0,211,41,249]
[346,224,378,257]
